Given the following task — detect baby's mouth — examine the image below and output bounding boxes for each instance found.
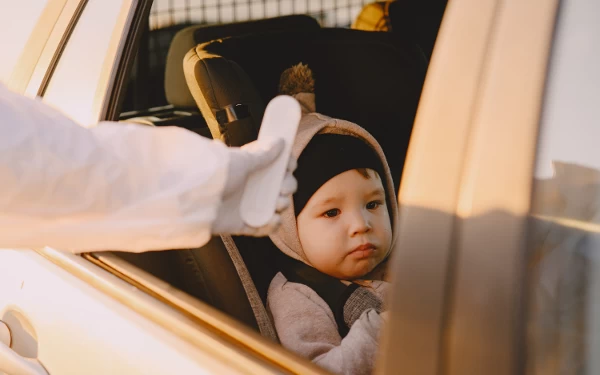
[348,243,376,259]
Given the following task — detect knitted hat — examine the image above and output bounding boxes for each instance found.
[270,63,398,274]
[293,133,386,216]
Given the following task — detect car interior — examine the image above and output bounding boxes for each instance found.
[109,0,447,355]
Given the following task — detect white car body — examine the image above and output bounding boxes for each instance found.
[0,0,598,374]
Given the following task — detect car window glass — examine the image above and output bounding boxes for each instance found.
[527,0,600,373]
[0,0,49,83]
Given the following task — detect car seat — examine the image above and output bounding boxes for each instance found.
[352,0,448,61]
[121,23,194,113]
[182,27,427,337]
[110,16,323,343]
[164,15,321,113]
[119,15,320,137]
[184,28,427,188]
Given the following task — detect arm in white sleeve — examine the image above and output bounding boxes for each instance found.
[0,84,229,253]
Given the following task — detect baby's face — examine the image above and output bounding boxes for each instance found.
[297,168,392,280]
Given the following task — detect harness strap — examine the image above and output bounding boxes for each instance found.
[277,255,359,337]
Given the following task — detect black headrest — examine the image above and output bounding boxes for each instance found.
[387,0,447,59]
[195,28,427,187]
[165,15,320,108]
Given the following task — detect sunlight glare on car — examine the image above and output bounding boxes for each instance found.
[0,0,48,84]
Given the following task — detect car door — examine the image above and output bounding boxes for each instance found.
[40,0,149,126]
[6,0,592,374]
[3,0,87,96]
[0,249,268,374]
[0,0,51,86]
[0,1,299,374]
[377,0,560,373]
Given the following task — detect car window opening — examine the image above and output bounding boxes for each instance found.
[108,0,448,372]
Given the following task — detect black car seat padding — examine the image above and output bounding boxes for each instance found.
[165,15,320,109]
[186,28,427,187]
[352,0,448,60]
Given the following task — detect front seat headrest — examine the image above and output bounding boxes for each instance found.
[164,15,320,109]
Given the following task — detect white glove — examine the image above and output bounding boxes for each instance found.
[212,138,297,237]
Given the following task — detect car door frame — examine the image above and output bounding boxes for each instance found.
[378,0,560,374]
[29,247,326,374]
[8,0,88,95]
[13,0,331,372]
[37,0,151,126]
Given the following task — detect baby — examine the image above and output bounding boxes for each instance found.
[267,63,397,375]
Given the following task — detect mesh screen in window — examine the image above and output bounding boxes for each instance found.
[121,0,373,112]
[149,0,370,29]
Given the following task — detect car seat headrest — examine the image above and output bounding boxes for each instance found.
[164,15,320,108]
[184,48,264,146]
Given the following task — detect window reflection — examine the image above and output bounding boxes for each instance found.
[528,161,600,374]
[526,0,600,375]
[526,0,600,372]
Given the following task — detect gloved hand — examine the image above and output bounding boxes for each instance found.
[212,137,297,237]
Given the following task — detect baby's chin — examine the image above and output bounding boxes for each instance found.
[349,254,391,280]
[338,261,378,280]
[315,258,383,280]
[317,266,369,281]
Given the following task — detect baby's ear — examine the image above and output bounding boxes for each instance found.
[279,63,315,96]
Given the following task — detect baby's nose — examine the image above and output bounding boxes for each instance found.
[349,210,372,236]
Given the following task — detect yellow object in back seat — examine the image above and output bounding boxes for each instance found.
[351,1,393,32]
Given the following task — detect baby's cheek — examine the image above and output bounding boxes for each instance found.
[379,216,394,249]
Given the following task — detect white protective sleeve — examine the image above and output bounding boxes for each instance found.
[0,84,229,253]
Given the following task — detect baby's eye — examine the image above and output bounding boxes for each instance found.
[323,209,340,218]
[366,200,383,210]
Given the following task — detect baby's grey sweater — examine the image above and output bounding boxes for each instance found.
[267,272,388,375]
